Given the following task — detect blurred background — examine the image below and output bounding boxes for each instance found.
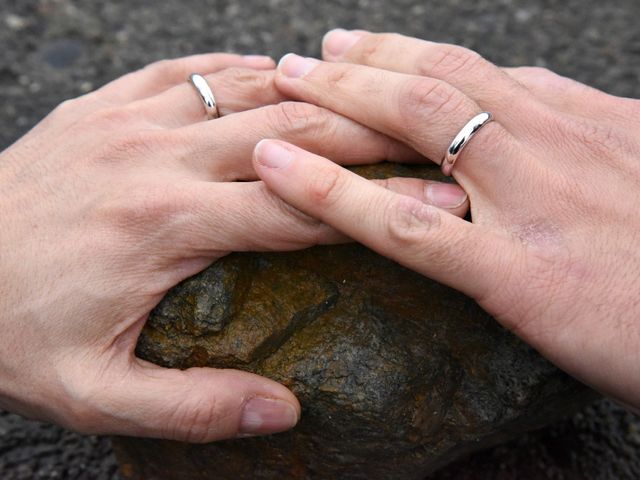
[1,0,639,478]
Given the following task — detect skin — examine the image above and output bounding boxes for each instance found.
[254,30,640,413]
[0,53,470,441]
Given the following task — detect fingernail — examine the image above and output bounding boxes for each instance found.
[278,53,320,78]
[323,29,361,57]
[425,183,468,209]
[255,140,293,169]
[239,397,299,435]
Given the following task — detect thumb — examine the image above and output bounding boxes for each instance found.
[91,359,300,442]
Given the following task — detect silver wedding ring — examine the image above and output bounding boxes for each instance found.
[441,112,493,176]
[189,73,220,120]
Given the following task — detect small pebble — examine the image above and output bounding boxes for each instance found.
[4,13,27,30]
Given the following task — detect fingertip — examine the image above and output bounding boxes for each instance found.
[254,139,295,170]
[242,55,277,69]
[321,28,348,57]
[373,178,469,218]
[322,29,366,59]
[425,182,468,210]
[277,52,296,70]
[239,397,300,437]
[188,367,301,439]
[235,371,301,437]
[277,53,320,79]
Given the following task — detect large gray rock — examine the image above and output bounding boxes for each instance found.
[112,165,594,479]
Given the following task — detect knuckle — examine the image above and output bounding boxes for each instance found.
[420,45,483,78]
[269,101,328,136]
[398,80,468,140]
[51,98,79,118]
[305,164,343,207]
[511,66,554,86]
[519,67,579,92]
[322,64,387,102]
[42,98,85,129]
[357,33,397,61]
[386,197,441,247]
[142,58,192,88]
[581,123,621,155]
[403,79,463,119]
[517,66,554,79]
[168,394,221,443]
[219,67,273,94]
[325,65,357,91]
[144,58,175,77]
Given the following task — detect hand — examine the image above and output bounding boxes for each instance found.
[253,31,640,411]
[0,52,469,441]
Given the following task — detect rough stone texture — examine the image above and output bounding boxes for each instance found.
[1,0,639,479]
[113,163,596,478]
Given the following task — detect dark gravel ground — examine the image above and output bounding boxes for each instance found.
[1,0,639,479]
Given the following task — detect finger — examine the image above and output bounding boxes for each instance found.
[97,53,276,104]
[131,68,287,127]
[321,30,528,118]
[163,180,349,255]
[253,140,522,302]
[78,68,285,167]
[274,54,519,187]
[120,173,469,261]
[22,55,276,149]
[88,359,300,441]
[504,67,638,123]
[371,177,469,217]
[193,179,469,252]
[171,102,421,181]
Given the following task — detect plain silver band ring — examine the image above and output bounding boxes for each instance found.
[189,73,220,120]
[441,112,493,176]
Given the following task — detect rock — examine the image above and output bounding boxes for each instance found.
[40,39,85,69]
[4,13,28,31]
[112,164,596,480]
